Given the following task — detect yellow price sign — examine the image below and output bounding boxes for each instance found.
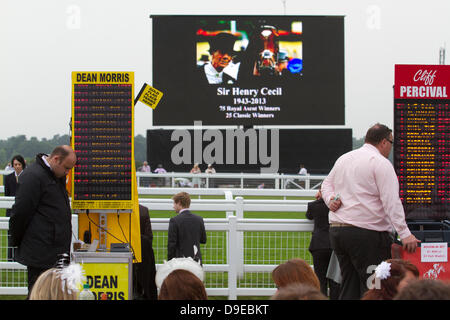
[135,83,163,109]
[81,263,130,300]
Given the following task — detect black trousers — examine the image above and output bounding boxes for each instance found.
[6,210,15,261]
[27,266,48,299]
[329,226,392,300]
[133,235,157,300]
[311,248,341,300]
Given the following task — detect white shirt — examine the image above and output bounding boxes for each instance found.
[204,62,238,84]
[299,168,307,175]
[42,155,51,168]
[204,62,224,84]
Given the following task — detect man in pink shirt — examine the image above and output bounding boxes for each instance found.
[321,123,419,299]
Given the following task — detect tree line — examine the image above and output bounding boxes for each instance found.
[1,134,368,170]
[0,134,147,169]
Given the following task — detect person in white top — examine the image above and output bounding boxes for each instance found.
[298,164,307,175]
[205,164,216,174]
[140,161,151,172]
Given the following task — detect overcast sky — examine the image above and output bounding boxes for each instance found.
[0,0,448,140]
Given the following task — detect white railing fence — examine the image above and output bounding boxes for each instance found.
[135,172,326,190]
[1,171,326,194]
[0,196,314,299]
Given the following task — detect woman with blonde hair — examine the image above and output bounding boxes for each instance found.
[29,263,85,300]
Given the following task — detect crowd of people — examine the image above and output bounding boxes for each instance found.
[3,123,450,301]
[138,162,217,188]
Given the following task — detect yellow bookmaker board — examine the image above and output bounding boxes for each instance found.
[71,71,141,262]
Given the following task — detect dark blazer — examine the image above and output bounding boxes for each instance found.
[306,198,332,251]
[167,209,207,264]
[9,153,72,269]
[4,172,18,217]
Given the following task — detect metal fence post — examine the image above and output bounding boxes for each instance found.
[235,197,244,279]
[228,215,238,300]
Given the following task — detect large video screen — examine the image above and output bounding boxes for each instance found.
[152,15,345,126]
[146,128,352,174]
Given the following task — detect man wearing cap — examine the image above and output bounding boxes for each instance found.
[198,32,239,85]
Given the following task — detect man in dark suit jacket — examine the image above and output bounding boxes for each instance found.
[306,189,340,300]
[168,192,207,265]
[133,205,157,300]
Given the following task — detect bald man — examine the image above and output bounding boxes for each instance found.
[9,145,77,297]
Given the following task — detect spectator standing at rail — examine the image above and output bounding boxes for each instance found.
[168,192,207,265]
[306,187,341,299]
[9,145,77,298]
[190,163,202,188]
[321,123,420,299]
[153,164,167,187]
[133,205,157,300]
[4,154,26,261]
[138,161,151,187]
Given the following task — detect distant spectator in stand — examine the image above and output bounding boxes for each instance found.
[190,163,201,188]
[4,154,26,261]
[4,162,12,171]
[271,283,327,300]
[29,263,85,300]
[153,164,167,187]
[205,164,216,188]
[306,188,341,299]
[298,164,308,175]
[133,205,157,300]
[153,164,167,174]
[205,164,216,174]
[168,192,207,264]
[361,259,419,300]
[298,164,308,188]
[139,161,151,187]
[139,161,151,172]
[156,257,206,300]
[394,279,450,300]
[272,258,320,291]
[9,145,77,298]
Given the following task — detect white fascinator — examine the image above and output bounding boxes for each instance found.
[155,257,204,289]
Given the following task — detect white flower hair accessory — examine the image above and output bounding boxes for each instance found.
[155,257,204,289]
[57,263,86,294]
[375,261,391,280]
